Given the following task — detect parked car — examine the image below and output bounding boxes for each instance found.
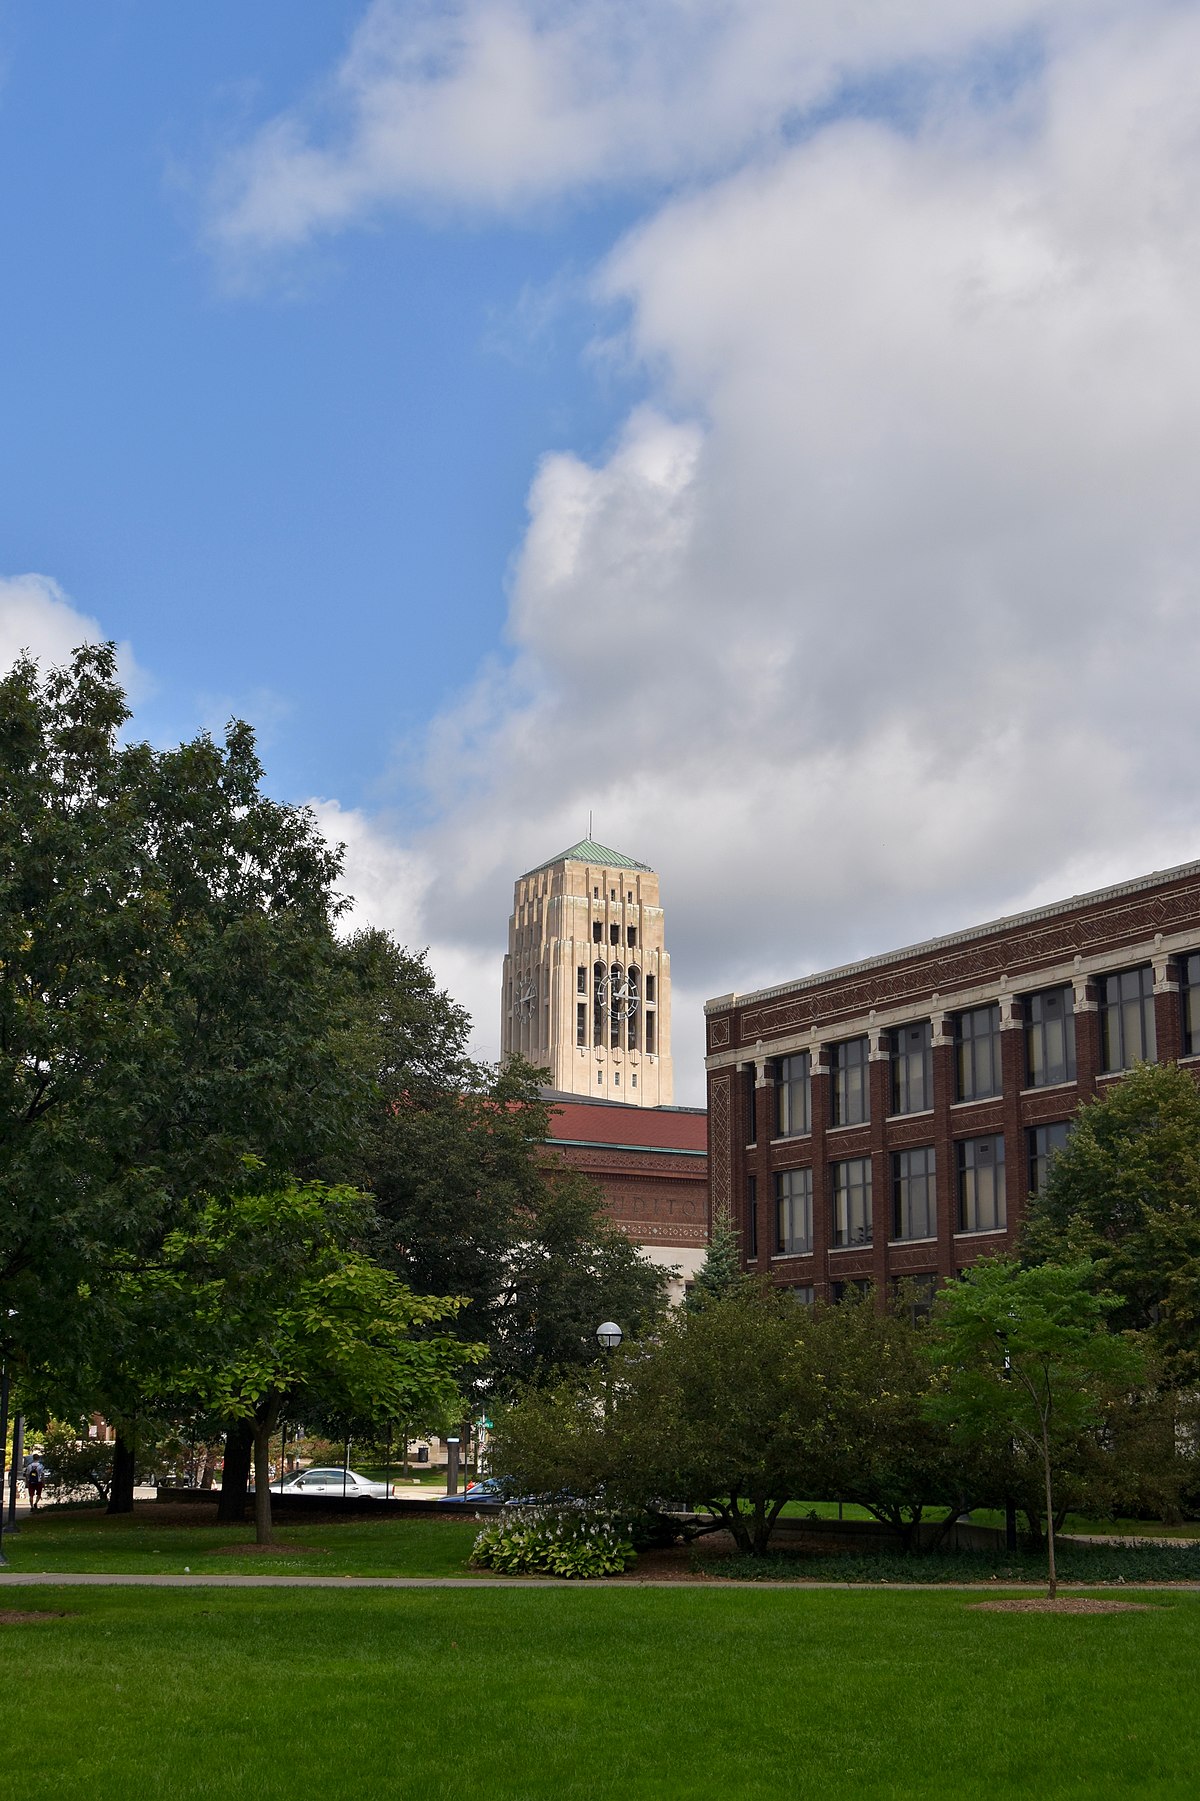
[436,1478,507,1506]
[276,1467,390,1499]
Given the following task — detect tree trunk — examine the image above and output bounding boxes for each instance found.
[1041,1427,1057,1601]
[252,1423,274,1546]
[107,1429,137,1514]
[217,1422,252,1523]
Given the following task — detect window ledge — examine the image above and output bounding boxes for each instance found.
[830,1243,874,1254]
[950,1096,1003,1110]
[954,1227,1009,1240]
[885,1108,934,1122]
[771,1251,814,1262]
[888,1236,937,1247]
[769,1133,811,1146]
[1019,1079,1079,1097]
[827,1120,870,1134]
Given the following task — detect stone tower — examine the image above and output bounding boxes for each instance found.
[501,839,673,1106]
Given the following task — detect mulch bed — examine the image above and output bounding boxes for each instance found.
[0,1610,75,1624]
[969,1598,1155,1614]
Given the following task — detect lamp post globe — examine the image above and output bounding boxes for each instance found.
[596,1321,623,1351]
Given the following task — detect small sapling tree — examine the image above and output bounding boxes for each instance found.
[924,1258,1144,1597]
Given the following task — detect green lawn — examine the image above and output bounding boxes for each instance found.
[0,1585,1194,1799]
[0,1506,482,1577]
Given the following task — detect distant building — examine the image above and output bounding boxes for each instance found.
[541,1092,708,1304]
[704,860,1200,1305]
[502,838,673,1107]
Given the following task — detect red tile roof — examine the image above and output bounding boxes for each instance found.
[545,1098,707,1154]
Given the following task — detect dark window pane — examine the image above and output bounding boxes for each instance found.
[775,1167,813,1255]
[892,1146,937,1241]
[747,1174,758,1260]
[890,1021,932,1114]
[1100,966,1156,1072]
[1027,1121,1071,1195]
[957,1135,1007,1232]
[832,1157,872,1246]
[1183,953,1200,1056]
[776,1053,812,1137]
[1025,987,1076,1087]
[831,1037,870,1126]
[955,1006,1002,1101]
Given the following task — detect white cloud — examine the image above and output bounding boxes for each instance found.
[0,573,144,698]
[308,6,1200,1105]
[210,4,1200,1106]
[210,0,1124,254]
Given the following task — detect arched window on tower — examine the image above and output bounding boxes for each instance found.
[610,963,622,1048]
[627,967,640,1049]
[593,962,606,1047]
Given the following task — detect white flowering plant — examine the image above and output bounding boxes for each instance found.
[471,1503,636,1579]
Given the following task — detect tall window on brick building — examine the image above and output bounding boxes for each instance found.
[955,1004,1002,1101]
[1182,954,1200,1056]
[957,1135,1006,1232]
[890,1021,932,1114]
[832,1157,872,1246]
[1025,986,1076,1087]
[744,1067,758,1144]
[775,1053,811,1137]
[775,1167,813,1255]
[746,1174,757,1260]
[1100,965,1156,1071]
[831,1037,870,1126]
[1027,1121,1071,1195]
[892,1146,936,1241]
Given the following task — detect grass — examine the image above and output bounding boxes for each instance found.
[0,1585,1195,1799]
[0,1506,482,1577]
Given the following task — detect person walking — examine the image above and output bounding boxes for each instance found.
[24,1459,44,1509]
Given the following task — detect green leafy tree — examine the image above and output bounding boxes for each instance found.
[493,1287,829,1556]
[924,1258,1144,1597]
[684,1206,743,1311]
[1023,1061,1200,1384]
[0,644,357,1505]
[337,936,669,1393]
[139,1177,481,1543]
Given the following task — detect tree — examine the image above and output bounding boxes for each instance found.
[337,934,669,1394]
[493,1286,829,1556]
[684,1206,743,1311]
[1023,1061,1200,1384]
[812,1288,973,1550]
[0,643,362,1507]
[140,1177,481,1543]
[924,1258,1144,1597]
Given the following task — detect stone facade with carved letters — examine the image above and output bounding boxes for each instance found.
[541,1093,708,1304]
[705,860,1200,1300]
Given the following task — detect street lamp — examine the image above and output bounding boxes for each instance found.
[596,1322,622,1424]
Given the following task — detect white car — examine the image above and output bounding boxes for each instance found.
[279,1467,390,1499]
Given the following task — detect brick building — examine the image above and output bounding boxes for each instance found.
[541,1092,708,1304]
[704,860,1200,1303]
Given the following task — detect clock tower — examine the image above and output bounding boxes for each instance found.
[501,839,673,1106]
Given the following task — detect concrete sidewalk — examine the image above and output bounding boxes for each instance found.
[0,1569,1198,1591]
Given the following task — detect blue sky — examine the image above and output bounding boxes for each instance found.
[0,2,641,804]
[4,2,1200,1099]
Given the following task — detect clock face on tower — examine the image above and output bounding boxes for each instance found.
[515,974,537,1019]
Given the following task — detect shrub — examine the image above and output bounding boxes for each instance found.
[471,1505,636,1579]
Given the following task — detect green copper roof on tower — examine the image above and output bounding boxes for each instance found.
[523,838,653,877]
